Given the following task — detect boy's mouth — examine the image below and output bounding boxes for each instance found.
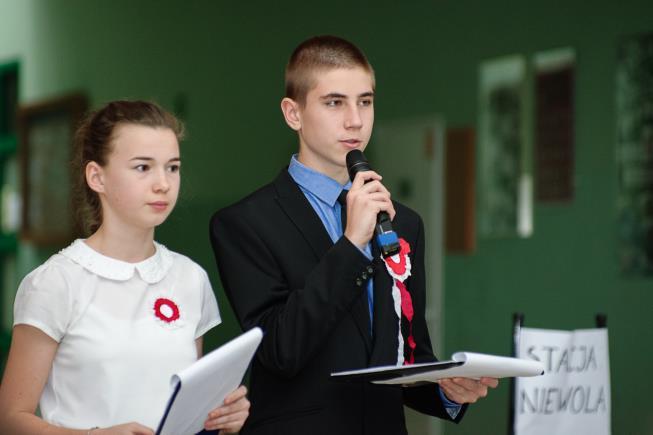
[341,139,361,147]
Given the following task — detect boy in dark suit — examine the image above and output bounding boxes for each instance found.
[210,35,497,435]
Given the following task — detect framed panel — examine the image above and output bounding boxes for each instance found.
[616,32,653,275]
[534,48,576,203]
[445,127,476,254]
[478,55,533,238]
[18,93,87,245]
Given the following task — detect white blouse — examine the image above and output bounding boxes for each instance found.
[13,239,221,430]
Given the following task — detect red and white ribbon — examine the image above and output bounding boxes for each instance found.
[381,238,415,365]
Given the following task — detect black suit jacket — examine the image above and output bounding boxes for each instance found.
[210,169,466,434]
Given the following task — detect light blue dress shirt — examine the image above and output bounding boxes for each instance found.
[288,155,374,332]
[287,155,461,417]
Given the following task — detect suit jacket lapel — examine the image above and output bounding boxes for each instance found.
[273,169,333,259]
[273,169,373,354]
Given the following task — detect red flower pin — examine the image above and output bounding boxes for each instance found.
[384,238,412,279]
[153,297,180,323]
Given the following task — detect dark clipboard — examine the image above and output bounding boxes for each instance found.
[330,360,464,382]
[155,382,181,435]
[154,368,230,435]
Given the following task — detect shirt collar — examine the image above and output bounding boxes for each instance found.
[288,154,351,207]
[60,239,174,284]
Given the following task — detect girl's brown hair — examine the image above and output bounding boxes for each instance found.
[72,100,183,235]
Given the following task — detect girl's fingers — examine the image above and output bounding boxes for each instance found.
[224,385,248,404]
[205,410,249,431]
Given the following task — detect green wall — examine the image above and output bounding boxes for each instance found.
[1,1,652,434]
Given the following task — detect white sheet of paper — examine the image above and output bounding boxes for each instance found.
[331,352,544,385]
[155,327,263,435]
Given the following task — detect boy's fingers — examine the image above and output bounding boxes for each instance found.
[480,377,499,388]
[351,170,381,188]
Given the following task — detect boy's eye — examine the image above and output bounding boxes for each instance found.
[135,164,149,172]
[168,164,180,173]
[325,100,342,107]
[359,99,373,107]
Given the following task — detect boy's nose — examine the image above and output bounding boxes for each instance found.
[344,105,363,129]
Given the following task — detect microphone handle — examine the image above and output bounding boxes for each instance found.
[377,211,391,225]
[361,178,391,225]
[346,150,400,257]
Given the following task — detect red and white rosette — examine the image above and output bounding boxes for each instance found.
[381,238,415,365]
[150,295,184,329]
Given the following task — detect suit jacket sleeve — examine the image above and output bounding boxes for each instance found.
[210,205,374,379]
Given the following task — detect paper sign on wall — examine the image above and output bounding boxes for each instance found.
[515,327,611,435]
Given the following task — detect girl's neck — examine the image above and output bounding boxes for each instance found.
[85,224,156,263]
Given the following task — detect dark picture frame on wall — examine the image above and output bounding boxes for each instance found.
[17,93,87,245]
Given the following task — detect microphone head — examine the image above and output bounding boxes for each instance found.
[346,149,372,182]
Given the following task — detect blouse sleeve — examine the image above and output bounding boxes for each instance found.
[13,262,74,343]
[195,268,221,339]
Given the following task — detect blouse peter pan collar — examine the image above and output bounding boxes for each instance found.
[60,239,173,284]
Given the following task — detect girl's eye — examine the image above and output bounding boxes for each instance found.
[168,164,180,173]
[135,164,149,172]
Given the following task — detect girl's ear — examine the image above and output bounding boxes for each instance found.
[86,161,105,194]
[280,97,302,131]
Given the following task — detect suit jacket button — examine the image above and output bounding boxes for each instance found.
[367,266,374,274]
[355,278,363,287]
[361,272,368,280]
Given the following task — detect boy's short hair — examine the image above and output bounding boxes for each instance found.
[285,35,375,105]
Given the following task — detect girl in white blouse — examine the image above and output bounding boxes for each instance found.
[0,101,250,435]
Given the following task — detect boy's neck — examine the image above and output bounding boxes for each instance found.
[296,152,350,185]
[85,224,156,263]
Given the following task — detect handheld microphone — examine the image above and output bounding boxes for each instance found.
[345,149,400,258]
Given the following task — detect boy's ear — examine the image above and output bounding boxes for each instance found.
[280,97,302,131]
[86,161,106,194]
